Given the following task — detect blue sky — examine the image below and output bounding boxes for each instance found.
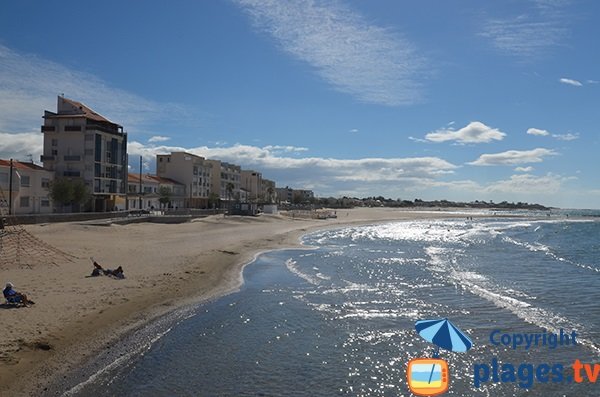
[0,0,598,208]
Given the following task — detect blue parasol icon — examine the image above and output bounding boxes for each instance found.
[415,318,473,356]
[414,318,473,386]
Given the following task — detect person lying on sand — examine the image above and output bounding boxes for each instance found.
[91,259,125,279]
[3,282,35,305]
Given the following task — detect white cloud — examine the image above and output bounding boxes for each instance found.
[479,1,569,58]
[559,78,582,86]
[126,141,458,195]
[587,80,599,84]
[262,145,308,153]
[527,128,579,141]
[515,166,534,172]
[552,132,579,141]
[425,121,506,144]
[484,173,574,195]
[148,136,171,143]
[349,129,359,133]
[0,44,192,135]
[0,131,43,162]
[469,148,557,166]
[235,0,426,106]
[527,127,550,136]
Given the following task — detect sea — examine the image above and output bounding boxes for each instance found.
[53,210,599,397]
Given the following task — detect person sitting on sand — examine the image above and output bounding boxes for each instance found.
[91,259,125,279]
[3,282,35,305]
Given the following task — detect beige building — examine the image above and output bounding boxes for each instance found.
[206,160,241,202]
[0,159,54,215]
[156,152,211,208]
[41,96,127,212]
[241,170,263,202]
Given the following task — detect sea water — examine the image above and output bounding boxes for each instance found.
[59,215,599,396]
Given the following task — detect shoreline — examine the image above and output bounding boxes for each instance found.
[1,208,532,396]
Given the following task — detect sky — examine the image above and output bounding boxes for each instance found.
[0,0,598,208]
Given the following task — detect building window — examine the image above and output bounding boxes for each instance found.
[20,196,30,208]
[52,149,58,156]
[52,138,58,146]
[20,175,30,187]
[0,172,7,184]
[41,178,50,188]
[41,198,50,207]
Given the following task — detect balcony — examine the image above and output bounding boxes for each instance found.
[40,155,55,162]
[41,126,55,132]
[64,155,82,162]
[63,171,81,177]
[64,125,82,132]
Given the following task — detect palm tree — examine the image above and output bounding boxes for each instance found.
[226,182,234,215]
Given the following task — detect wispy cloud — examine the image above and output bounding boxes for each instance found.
[553,132,579,141]
[234,0,426,106]
[479,0,569,59]
[484,173,574,195]
[148,136,171,143]
[468,148,557,166]
[527,127,550,136]
[515,166,534,172]
[127,141,457,195]
[0,44,192,135]
[559,77,582,86]
[527,127,579,141]
[425,121,506,144]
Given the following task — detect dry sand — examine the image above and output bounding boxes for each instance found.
[0,207,484,395]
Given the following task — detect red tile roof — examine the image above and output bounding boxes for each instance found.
[0,159,48,172]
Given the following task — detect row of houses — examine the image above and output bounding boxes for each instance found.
[0,96,313,214]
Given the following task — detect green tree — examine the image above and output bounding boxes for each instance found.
[208,192,220,209]
[49,178,90,212]
[158,186,172,208]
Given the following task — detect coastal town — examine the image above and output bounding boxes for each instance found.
[0,96,315,216]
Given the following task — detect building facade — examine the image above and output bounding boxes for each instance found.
[156,152,211,208]
[241,170,263,203]
[206,160,241,203]
[127,173,186,210]
[0,159,54,215]
[261,178,276,203]
[41,96,127,212]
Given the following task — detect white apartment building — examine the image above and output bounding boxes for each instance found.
[41,96,127,212]
[127,173,186,210]
[206,159,241,202]
[0,159,54,215]
[156,152,212,208]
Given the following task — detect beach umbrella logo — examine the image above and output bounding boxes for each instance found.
[406,318,473,396]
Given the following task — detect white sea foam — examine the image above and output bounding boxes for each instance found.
[285,258,321,285]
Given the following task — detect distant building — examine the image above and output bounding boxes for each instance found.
[206,159,241,202]
[275,186,293,203]
[0,159,54,215]
[156,152,211,208]
[293,189,314,203]
[127,173,186,210]
[241,170,263,202]
[41,96,127,212]
[261,178,276,203]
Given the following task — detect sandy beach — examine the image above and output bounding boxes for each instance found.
[0,208,488,395]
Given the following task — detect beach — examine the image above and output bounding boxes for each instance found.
[0,207,484,396]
